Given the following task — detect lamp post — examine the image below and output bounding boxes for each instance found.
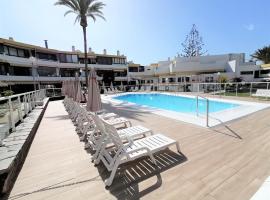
[30,56,36,91]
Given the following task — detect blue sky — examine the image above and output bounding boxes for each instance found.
[0,0,269,65]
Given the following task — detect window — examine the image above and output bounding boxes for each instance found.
[97,56,112,65]
[37,52,57,61]
[72,55,78,63]
[13,66,32,76]
[162,78,166,83]
[139,66,144,72]
[37,66,57,76]
[177,77,181,82]
[169,78,175,83]
[240,71,253,75]
[66,54,72,63]
[4,46,9,54]
[9,47,18,56]
[128,67,138,72]
[59,54,67,63]
[0,44,4,54]
[260,70,270,75]
[17,49,25,57]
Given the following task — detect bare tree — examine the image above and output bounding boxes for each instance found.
[181,24,206,57]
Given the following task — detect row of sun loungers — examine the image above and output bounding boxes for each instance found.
[104,87,122,94]
[63,97,180,186]
[252,89,270,98]
[131,86,152,92]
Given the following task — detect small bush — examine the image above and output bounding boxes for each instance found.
[2,90,14,97]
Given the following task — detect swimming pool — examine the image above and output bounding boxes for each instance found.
[114,93,239,114]
[105,92,269,127]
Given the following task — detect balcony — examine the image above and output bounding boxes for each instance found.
[36,59,59,68]
[0,54,32,67]
[0,75,102,83]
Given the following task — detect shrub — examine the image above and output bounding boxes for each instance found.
[2,90,14,97]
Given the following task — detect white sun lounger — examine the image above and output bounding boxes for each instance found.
[87,115,153,160]
[95,119,181,186]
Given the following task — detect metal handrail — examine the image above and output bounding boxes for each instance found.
[196,95,209,127]
[0,89,46,143]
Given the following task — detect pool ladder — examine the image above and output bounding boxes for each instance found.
[196,95,209,127]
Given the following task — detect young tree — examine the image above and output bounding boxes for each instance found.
[55,0,106,87]
[181,24,206,57]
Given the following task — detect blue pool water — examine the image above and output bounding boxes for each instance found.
[114,94,239,114]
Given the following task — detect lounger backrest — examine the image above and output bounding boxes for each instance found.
[102,119,124,149]
[91,115,107,135]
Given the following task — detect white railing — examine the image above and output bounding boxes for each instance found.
[0,89,46,144]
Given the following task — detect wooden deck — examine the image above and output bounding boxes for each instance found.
[6,98,270,200]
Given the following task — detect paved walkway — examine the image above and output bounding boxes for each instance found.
[7,99,270,200]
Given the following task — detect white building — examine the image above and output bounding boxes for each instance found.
[129,53,263,84]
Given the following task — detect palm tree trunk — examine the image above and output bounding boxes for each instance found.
[83,26,88,88]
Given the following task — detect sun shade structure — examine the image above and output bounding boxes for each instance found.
[87,69,102,112]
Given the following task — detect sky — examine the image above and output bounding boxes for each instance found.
[0,0,270,65]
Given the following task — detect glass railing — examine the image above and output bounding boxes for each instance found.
[0,89,46,144]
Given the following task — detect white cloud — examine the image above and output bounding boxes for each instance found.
[243,24,255,31]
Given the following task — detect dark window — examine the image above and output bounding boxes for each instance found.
[37,66,57,76]
[139,66,144,72]
[4,46,9,54]
[59,54,67,63]
[89,58,96,64]
[17,49,25,57]
[177,77,181,82]
[96,56,112,65]
[260,70,270,75]
[0,44,4,54]
[240,71,253,75]
[162,78,166,83]
[114,70,127,77]
[13,66,32,76]
[169,78,175,83]
[254,70,260,78]
[0,63,9,75]
[31,50,36,57]
[128,67,138,72]
[60,68,78,77]
[37,52,57,61]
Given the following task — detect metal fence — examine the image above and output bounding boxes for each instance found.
[0,89,46,144]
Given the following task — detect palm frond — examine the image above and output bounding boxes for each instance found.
[64,10,77,16]
[55,0,106,26]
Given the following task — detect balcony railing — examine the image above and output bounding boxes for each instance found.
[0,89,46,144]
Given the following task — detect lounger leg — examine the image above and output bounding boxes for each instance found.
[105,160,121,186]
[176,142,181,153]
[94,151,102,165]
[149,153,157,165]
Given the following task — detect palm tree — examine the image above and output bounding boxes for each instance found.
[251,46,270,64]
[55,0,105,87]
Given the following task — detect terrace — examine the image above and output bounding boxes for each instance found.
[1,90,270,199]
